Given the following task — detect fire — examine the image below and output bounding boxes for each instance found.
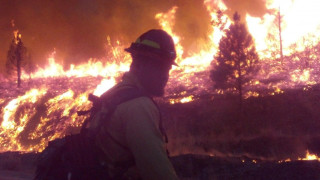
[13,30,22,44]
[299,150,320,161]
[155,6,184,62]
[204,0,230,45]
[1,88,47,130]
[28,50,130,79]
[0,88,47,151]
[291,69,311,83]
[279,150,320,163]
[1,0,320,155]
[2,5,217,151]
[93,78,116,97]
[169,95,194,104]
[155,2,228,95]
[247,0,320,57]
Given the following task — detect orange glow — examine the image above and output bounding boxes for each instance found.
[1,0,320,153]
[170,95,194,104]
[299,150,320,161]
[0,88,47,151]
[247,0,320,57]
[93,78,116,97]
[28,50,130,79]
[291,69,312,83]
[278,150,320,163]
[155,6,184,62]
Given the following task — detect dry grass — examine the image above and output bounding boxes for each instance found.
[161,86,320,160]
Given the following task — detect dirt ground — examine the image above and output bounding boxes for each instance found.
[0,169,34,180]
[1,153,320,180]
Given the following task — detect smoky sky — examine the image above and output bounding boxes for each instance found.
[222,0,268,18]
[0,0,268,72]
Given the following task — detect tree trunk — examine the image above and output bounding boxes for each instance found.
[238,77,243,112]
[16,40,22,88]
[278,7,283,64]
[237,56,243,112]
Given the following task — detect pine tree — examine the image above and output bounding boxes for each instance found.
[6,32,33,87]
[210,12,259,107]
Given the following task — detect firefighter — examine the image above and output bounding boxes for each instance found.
[90,29,179,180]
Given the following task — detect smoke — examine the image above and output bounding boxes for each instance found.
[222,0,268,20]
[0,0,171,69]
[0,0,270,72]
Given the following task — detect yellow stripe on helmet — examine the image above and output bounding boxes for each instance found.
[135,38,161,49]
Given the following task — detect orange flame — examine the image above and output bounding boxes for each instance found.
[299,150,320,161]
[0,88,47,151]
[155,6,184,62]
[28,50,130,79]
[279,150,320,163]
[247,0,320,57]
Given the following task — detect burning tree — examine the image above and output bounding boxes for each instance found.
[6,31,34,87]
[210,12,259,106]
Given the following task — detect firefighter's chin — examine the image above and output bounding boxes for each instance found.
[152,88,165,97]
[144,83,166,97]
[146,86,165,97]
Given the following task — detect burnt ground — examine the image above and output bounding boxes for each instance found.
[172,154,320,179]
[1,81,320,179]
[161,84,320,160]
[0,152,320,180]
[0,152,36,180]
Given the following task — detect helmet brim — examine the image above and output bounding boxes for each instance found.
[125,47,178,66]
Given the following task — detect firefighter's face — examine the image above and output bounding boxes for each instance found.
[139,59,172,97]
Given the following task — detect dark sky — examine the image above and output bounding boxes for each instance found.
[0,0,268,71]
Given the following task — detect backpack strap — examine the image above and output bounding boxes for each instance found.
[79,86,146,133]
[94,86,147,151]
[97,86,146,126]
[79,85,169,154]
[105,88,170,156]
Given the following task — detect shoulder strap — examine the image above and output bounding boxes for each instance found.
[103,86,146,110]
[79,86,169,153]
[80,86,146,134]
[93,86,147,152]
[99,86,169,145]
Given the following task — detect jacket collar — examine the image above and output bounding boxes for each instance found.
[119,71,146,93]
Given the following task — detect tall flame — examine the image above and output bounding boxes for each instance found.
[155,6,184,62]
[247,0,320,57]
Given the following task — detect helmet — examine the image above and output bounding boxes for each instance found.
[125,29,178,66]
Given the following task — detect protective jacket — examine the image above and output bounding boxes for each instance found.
[88,72,178,180]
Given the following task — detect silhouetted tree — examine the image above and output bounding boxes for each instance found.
[277,6,284,63]
[6,32,33,87]
[210,12,259,108]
